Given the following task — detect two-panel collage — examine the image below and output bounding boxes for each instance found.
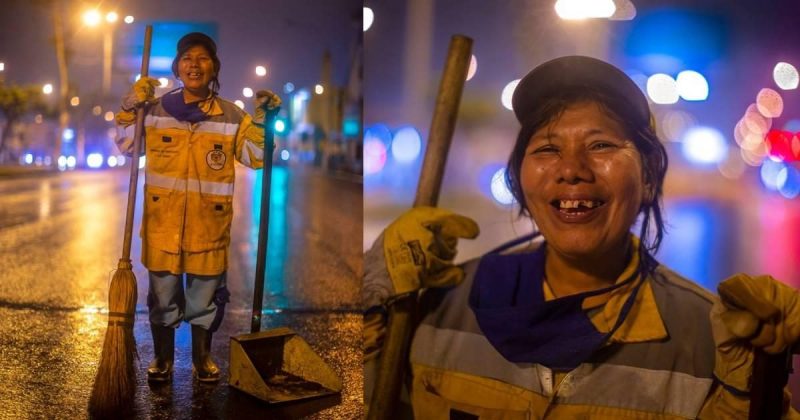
[1,0,800,419]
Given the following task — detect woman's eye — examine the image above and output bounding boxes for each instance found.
[531,145,558,154]
[589,141,616,151]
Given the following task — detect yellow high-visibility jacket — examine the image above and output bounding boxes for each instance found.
[364,237,799,419]
[115,90,265,275]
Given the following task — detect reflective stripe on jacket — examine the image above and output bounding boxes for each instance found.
[115,92,264,274]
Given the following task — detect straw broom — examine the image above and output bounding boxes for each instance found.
[88,25,152,418]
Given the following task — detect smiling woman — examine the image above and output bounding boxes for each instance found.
[363,56,800,419]
[113,31,283,385]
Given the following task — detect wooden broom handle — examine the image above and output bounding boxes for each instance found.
[121,25,152,260]
[368,34,472,419]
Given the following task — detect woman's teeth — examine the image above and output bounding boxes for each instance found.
[558,199,602,209]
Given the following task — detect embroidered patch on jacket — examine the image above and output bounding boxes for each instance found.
[206,149,226,170]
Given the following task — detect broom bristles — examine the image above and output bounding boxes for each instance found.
[88,259,138,418]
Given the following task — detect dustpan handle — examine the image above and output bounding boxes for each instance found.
[251,111,278,333]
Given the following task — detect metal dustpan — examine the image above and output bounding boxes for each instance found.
[228,103,341,403]
[229,327,342,403]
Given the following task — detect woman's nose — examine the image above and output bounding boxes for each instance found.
[556,151,594,184]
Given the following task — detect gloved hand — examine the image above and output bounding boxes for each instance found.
[710,273,800,393]
[362,207,479,308]
[121,77,160,111]
[254,90,282,125]
[717,273,800,354]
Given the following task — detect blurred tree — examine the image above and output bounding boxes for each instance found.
[0,82,48,162]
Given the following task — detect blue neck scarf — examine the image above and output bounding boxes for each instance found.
[161,88,212,123]
[468,233,644,371]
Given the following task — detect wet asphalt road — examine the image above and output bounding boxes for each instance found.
[0,164,363,419]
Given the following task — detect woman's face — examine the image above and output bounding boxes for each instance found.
[178,45,214,93]
[520,101,646,260]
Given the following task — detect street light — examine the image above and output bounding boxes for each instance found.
[82,9,101,26]
[83,8,120,96]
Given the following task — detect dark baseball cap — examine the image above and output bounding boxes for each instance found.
[511,56,651,128]
[176,32,217,56]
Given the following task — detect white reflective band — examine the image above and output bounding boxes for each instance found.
[243,139,264,164]
[196,120,239,136]
[188,178,234,195]
[145,172,234,196]
[145,115,187,131]
[146,171,187,190]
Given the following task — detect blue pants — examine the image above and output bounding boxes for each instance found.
[147,271,229,332]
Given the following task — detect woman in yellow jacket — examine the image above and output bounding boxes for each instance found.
[115,32,281,383]
[364,56,800,418]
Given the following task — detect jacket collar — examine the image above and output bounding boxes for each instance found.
[542,236,668,343]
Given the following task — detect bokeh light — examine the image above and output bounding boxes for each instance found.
[70,96,80,106]
[284,82,295,94]
[104,111,114,122]
[158,77,169,87]
[315,84,324,95]
[466,55,477,81]
[280,150,290,161]
[501,79,520,111]
[756,88,783,118]
[773,62,799,90]
[364,140,387,175]
[234,100,245,109]
[743,103,772,136]
[363,7,374,32]
[107,156,118,167]
[555,0,616,19]
[646,74,679,104]
[255,65,267,77]
[777,166,800,198]
[490,168,515,205]
[242,87,254,98]
[82,9,101,26]
[717,149,746,179]
[105,12,118,23]
[92,106,102,116]
[676,70,708,101]
[681,126,727,165]
[123,15,134,24]
[760,159,786,190]
[86,153,103,169]
[391,126,422,163]
[661,110,695,141]
[42,84,53,94]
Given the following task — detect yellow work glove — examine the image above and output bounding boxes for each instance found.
[710,273,800,394]
[362,207,479,309]
[383,206,479,295]
[718,273,800,354]
[253,90,282,125]
[121,77,160,111]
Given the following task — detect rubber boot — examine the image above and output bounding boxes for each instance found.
[147,324,174,382]
[191,324,220,382]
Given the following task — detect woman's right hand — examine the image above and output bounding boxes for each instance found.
[362,207,479,308]
[121,77,160,111]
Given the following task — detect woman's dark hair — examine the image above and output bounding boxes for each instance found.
[505,87,668,271]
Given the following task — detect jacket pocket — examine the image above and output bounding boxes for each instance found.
[143,185,181,253]
[412,367,531,420]
[182,193,232,252]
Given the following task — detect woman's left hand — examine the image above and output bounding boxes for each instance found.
[717,273,800,354]
[253,90,282,125]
